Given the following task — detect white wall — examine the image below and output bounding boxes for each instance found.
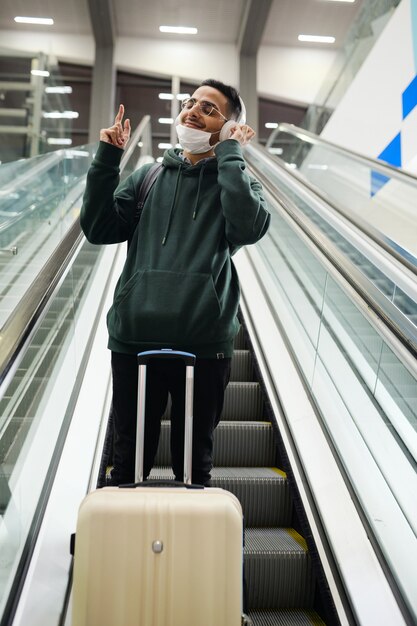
[116,37,238,86]
[258,45,337,105]
[0,31,94,66]
[0,29,335,105]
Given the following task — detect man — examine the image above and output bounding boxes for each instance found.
[81,78,270,486]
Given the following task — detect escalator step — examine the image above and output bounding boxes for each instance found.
[222,382,264,420]
[213,422,276,467]
[248,610,325,626]
[154,421,276,467]
[230,350,254,382]
[161,380,263,422]
[210,467,292,527]
[149,467,292,527]
[0,466,11,515]
[245,528,315,609]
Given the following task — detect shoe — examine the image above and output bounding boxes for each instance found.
[105,467,119,486]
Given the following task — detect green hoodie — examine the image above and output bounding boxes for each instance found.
[80,139,270,357]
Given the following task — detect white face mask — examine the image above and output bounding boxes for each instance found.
[176,124,218,155]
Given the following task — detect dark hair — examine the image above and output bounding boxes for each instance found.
[200,79,242,120]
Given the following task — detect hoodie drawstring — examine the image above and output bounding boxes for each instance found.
[161,166,182,245]
[162,160,207,245]
[192,162,206,220]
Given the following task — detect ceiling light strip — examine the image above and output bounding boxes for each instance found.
[47,138,72,145]
[45,86,73,94]
[298,34,335,43]
[31,70,50,77]
[159,93,190,100]
[15,16,54,25]
[159,26,197,35]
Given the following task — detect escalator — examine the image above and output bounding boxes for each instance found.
[0,148,94,328]
[0,120,152,625]
[0,240,102,506]
[241,144,417,624]
[0,121,416,626]
[148,325,331,625]
[243,140,417,472]
[247,140,417,347]
[266,122,417,273]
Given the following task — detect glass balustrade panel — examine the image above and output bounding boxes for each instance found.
[0,144,97,328]
[254,207,417,618]
[266,132,417,267]
[246,145,417,340]
[0,123,152,619]
[0,238,104,620]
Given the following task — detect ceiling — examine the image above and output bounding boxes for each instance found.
[0,0,364,49]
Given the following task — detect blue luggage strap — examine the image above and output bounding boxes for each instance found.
[137,348,196,366]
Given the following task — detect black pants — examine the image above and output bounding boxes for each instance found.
[110,352,231,485]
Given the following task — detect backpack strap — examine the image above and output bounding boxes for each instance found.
[128,162,163,250]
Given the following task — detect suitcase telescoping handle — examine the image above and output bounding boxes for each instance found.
[136,349,196,485]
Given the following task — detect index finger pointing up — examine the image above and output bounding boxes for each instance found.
[115,104,124,124]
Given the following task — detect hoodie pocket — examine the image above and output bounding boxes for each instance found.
[108,269,221,345]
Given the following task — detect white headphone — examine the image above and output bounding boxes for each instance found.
[175,96,247,141]
[219,97,247,142]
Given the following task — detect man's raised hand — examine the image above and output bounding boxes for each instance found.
[100,104,131,149]
[229,124,255,146]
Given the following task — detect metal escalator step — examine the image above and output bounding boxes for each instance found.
[248,609,326,626]
[1,416,34,467]
[148,467,175,480]
[222,382,264,421]
[148,467,292,527]
[0,467,11,515]
[154,421,276,467]
[210,467,292,527]
[230,350,253,382]
[161,378,262,421]
[213,422,276,467]
[245,528,315,610]
[161,350,257,420]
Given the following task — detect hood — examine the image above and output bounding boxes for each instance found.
[162,148,218,176]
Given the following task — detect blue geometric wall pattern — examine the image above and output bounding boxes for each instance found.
[402,73,417,118]
[371,132,402,197]
[371,72,417,196]
[371,0,417,195]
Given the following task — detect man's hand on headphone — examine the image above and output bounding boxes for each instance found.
[100,104,131,149]
[229,124,256,146]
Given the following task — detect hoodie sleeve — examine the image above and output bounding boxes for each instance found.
[80,141,145,244]
[214,139,270,246]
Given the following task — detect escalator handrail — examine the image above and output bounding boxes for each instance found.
[245,148,417,376]
[268,122,417,188]
[0,151,64,195]
[0,221,83,389]
[0,117,152,392]
[249,141,417,278]
[238,217,417,626]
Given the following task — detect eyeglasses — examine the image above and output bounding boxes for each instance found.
[180,98,228,121]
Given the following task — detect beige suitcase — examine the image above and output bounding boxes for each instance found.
[72,350,246,626]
